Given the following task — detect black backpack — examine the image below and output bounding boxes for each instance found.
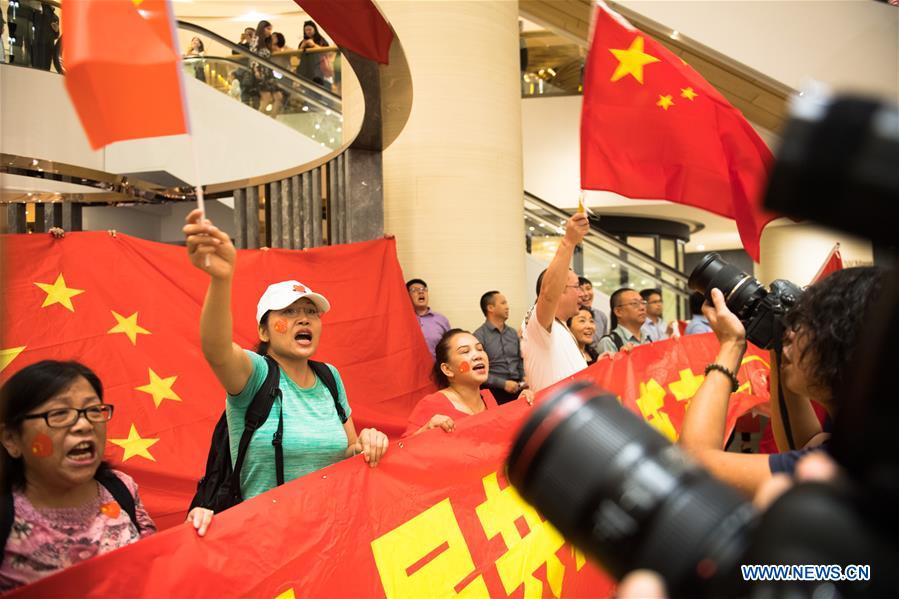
[0,466,140,566]
[189,356,346,514]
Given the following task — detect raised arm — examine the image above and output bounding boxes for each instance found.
[678,289,771,496]
[535,213,589,331]
[183,209,253,395]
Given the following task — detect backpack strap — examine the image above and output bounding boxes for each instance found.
[309,360,347,423]
[230,355,282,497]
[601,331,624,351]
[1,468,142,567]
[94,467,140,533]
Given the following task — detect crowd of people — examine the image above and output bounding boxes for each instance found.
[0,209,884,593]
[222,19,337,114]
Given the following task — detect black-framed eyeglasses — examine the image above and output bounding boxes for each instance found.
[21,404,115,428]
[409,286,428,294]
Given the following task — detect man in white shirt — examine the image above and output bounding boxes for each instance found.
[522,213,590,392]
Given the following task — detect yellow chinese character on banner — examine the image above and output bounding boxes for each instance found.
[475,473,566,598]
[636,379,678,441]
[668,368,705,405]
[371,498,488,598]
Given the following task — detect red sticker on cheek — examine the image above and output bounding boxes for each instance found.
[100,501,121,519]
[273,319,289,334]
[458,361,471,373]
[31,434,53,457]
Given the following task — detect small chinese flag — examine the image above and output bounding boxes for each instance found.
[811,243,843,283]
[580,3,777,261]
[62,0,189,149]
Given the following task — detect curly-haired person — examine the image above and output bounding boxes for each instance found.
[677,267,886,496]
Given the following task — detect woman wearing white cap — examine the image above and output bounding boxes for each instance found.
[183,209,388,501]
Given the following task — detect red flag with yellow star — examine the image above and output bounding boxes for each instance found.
[0,232,433,530]
[62,0,189,149]
[581,3,776,261]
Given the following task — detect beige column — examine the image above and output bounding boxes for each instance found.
[378,0,526,331]
[757,222,873,287]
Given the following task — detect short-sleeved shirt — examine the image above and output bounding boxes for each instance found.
[598,324,651,355]
[641,317,669,342]
[227,351,352,500]
[0,470,156,593]
[768,443,829,475]
[522,309,588,393]
[685,315,713,335]
[403,389,499,437]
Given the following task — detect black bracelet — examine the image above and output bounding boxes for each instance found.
[704,363,739,393]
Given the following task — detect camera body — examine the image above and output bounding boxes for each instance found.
[687,252,803,349]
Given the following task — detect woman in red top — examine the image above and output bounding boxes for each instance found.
[404,329,530,437]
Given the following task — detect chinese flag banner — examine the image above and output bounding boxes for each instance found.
[62,0,189,149]
[0,233,434,530]
[811,243,844,283]
[294,0,394,64]
[580,3,776,261]
[3,232,769,598]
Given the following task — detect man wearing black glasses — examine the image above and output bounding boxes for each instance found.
[598,288,651,354]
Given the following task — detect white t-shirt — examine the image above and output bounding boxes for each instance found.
[522,308,588,393]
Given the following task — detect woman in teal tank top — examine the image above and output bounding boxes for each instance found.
[183,209,389,500]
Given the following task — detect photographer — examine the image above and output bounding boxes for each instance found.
[678,267,885,496]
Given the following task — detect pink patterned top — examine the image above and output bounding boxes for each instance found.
[0,470,156,593]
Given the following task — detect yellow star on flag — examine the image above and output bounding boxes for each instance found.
[135,368,182,408]
[656,95,675,111]
[109,424,159,462]
[34,274,85,312]
[0,346,26,375]
[609,36,660,84]
[681,87,698,101]
[108,311,151,345]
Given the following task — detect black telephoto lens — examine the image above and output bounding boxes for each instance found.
[507,381,756,598]
[688,253,768,322]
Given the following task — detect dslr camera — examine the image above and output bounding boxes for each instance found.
[687,253,802,349]
[507,92,899,598]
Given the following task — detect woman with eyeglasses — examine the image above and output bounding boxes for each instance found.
[183,209,388,506]
[0,360,212,592]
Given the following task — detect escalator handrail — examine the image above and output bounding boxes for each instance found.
[524,191,690,289]
[177,20,342,107]
[180,55,339,114]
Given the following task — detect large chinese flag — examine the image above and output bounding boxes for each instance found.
[581,4,776,261]
[0,233,433,530]
[62,0,189,149]
[293,0,394,64]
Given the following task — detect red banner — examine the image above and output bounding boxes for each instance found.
[3,233,769,596]
[0,233,434,529]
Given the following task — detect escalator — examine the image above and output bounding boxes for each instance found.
[177,21,344,151]
[524,192,691,320]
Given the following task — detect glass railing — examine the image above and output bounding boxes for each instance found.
[3,0,63,71]
[524,193,690,320]
[520,30,585,98]
[177,22,344,150]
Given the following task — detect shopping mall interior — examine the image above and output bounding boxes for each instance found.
[2,0,897,330]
